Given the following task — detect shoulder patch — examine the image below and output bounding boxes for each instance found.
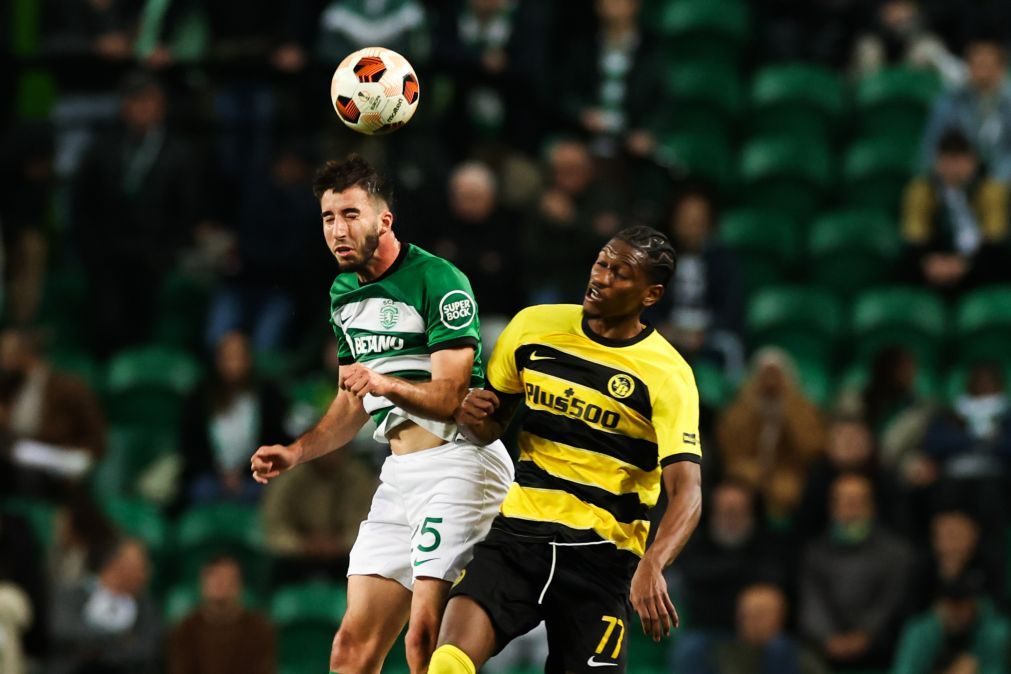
[438,290,476,330]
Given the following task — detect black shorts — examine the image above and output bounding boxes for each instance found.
[450,525,633,674]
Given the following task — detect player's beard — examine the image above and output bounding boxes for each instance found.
[338,230,381,273]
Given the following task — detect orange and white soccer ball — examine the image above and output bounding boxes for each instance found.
[330,47,420,135]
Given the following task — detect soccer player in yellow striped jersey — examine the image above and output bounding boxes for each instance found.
[429,226,703,674]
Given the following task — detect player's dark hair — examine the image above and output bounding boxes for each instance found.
[937,127,974,156]
[312,153,394,206]
[612,225,677,287]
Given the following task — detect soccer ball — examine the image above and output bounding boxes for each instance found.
[330,47,420,135]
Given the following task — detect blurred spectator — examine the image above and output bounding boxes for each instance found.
[849,0,964,86]
[314,0,429,66]
[655,186,745,380]
[50,489,119,588]
[799,474,913,668]
[71,72,201,356]
[688,584,829,674]
[922,362,1011,481]
[836,345,934,482]
[261,447,377,582]
[0,329,105,495]
[560,0,666,160]
[892,572,1009,674]
[0,511,48,660]
[910,510,1005,614]
[180,332,290,506]
[431,0,550,156]
[49,538,161,674]
[167,555,276,674]
[672,482,788,673]
[717,348,826,520]
[677,481,784,633]
[524,139,619,303]
[795,416,901,542]
[205,143,327,351]
[427,161,521,316]
[903,128,1008,294]
[920,35,1011,181]
[0,124,55,325]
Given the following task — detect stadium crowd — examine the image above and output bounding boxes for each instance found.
[2,0,1011,673]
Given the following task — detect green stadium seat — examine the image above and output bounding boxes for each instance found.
[174,503,269,592]
[102,497,168,552]
[856,67,941,144]
[667,64,744,138]
[740,137,834,223]
[36,267,89,352]
[658,133,736,193]
[839,360,940,400]
[747,286,843,363]
[749,64,844,142]
[255,349,296,381]
[104,346,202,431]
[660,0,749,69]
[164,583,200,624]
[807,210,900,296]
[718,209,799,289]
[153,272,212,349]
[0,497,57,549]
[90,425,177,501]
[850,286,947,367]
[272,582,348,672]
[794,356,834,408]
[691,361,730,409]
[953,286,1011,367]
[842,137,918,213]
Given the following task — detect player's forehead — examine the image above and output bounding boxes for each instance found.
[598,239,647,271]
[321,185,378,211]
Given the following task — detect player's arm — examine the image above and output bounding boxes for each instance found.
[454,387,523,446]
[631,461,702,639]
[251,383,369,484]
[340,346,474,421]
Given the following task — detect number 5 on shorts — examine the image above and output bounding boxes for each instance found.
[417,517,443,552]
[596,615,625,659]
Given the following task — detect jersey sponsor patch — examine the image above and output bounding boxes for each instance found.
[607,374,635,399]
[352,333,405,357]
[439,290,476,330]
[682,432,697,445]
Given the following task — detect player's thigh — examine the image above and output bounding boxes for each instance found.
[545,592,631,674]
[403,442,513,585]
[339,574,412,655]
[348,477,414,589]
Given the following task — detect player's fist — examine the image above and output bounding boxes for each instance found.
[340,363,393,398]
[250,444,301,484]
[455,388,500,426]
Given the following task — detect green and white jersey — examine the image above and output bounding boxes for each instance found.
[329,243,484,443]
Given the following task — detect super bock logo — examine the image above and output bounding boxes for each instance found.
[439,290,476,330]
[380,302,399,329]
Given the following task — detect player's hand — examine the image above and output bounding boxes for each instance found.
[455,388,500,426]
[250,444,302,484]
[340,363,393,398]
[630,556,678,642]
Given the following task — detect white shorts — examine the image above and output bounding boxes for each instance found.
[347,439,514,589]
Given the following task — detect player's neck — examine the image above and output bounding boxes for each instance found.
[358,235,402,283]
[585,314,646,342]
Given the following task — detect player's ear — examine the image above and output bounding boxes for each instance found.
[641,284,664,309]
[379,209,394,234]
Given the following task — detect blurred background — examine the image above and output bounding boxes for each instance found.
[2,0,1011,672]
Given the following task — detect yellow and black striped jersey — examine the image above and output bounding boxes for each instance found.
[487,304,701,572]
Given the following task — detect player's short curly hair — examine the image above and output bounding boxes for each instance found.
[312,153,394,206]
[613,225,677,287]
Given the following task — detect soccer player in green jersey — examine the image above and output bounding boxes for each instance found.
[250,155,513,674]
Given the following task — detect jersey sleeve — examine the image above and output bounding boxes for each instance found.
[332,323,355,365]
[423,262,482,352]
[654,366,702,466]
[485,310,529,395]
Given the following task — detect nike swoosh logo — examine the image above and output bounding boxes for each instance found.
[414,558,439,567]
[586,657,618,668]
[529,351,555,361]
